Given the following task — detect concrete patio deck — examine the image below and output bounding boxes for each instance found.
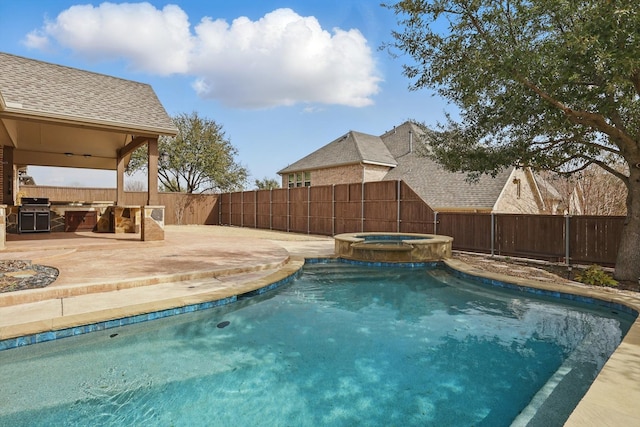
[0,225,638,426]
[0,225,334,338]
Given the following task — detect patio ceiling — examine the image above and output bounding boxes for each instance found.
[0,113,152,170]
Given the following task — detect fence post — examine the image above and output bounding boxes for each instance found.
[397,180,401,233]
[361,182,365,232]
[332,184,335,236]
[229,192,232,226]
[434,211,438,235]
[287,187,290,233]
[491,212,495,257]
[241,191,244,228]
[565,214,571,266]
[307,185,311,235]
[269,189,273,230]
[254,190,257,228]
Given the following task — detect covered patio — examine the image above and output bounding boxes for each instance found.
[0,52,178,246]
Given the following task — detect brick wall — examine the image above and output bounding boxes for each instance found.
[281,163,392,188]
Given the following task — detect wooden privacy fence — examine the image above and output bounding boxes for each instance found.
[20,185,220,226]
[219,181,436,235]
[22,183,625,266]
[434,212,625,266]
[220,181,625,267]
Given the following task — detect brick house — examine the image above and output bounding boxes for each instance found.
[278,121,560,214]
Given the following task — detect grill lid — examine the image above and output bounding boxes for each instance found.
[21,197,50,206]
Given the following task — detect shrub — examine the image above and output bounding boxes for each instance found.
[575,265,618,287]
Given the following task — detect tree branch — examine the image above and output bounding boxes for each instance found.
[631,69,640,96]
[458,3,637,154]
[586,156,630,183]
[518,78,637,149]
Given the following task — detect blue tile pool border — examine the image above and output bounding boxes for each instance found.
[0,268,303,352]
[442,263,639,317]
[355,234,429,242]
[312,257,440,269]
[1,257,636,352]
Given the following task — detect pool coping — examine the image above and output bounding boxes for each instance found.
[0,258,306,347]
[443,258,640,426]
[1,255,639,425]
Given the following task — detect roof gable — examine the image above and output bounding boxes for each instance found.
[380,121,426,158]
[0,52,176,134]
[279,130,396,174]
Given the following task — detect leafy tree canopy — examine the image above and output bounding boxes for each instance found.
[385,0,640,280]
[127,112,248,193]
[254,177,280,190]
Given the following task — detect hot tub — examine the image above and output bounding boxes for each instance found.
[334,232,453,263]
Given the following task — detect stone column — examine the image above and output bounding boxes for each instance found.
[113,206,139,234]
[147,138,159,206]
[141,205,165,241]
[116,154,125,206]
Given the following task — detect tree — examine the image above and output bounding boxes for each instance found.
[543,165,628,216]
[385,0,640,281]
[127,112,248,193]
[254,177,280,190]
[124,180,146,192]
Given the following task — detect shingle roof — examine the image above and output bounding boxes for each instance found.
[0,52,176,134]
[379,121,425,158]
[383,152,513,210]
[534,174,562,200]
[381,122,512,210]
[278,130,396,174]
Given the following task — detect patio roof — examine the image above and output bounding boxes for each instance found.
[0,52,177,170]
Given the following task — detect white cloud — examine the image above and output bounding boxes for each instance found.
[190,8,381,108]
[31,2,193,75]
[24,3,381,109]
[23,30,51,50]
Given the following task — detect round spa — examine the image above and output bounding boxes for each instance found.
[334,232,453,263]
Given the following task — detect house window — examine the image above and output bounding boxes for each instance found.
[288,172,311,188]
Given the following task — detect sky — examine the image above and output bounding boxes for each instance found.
[0,0,453,189]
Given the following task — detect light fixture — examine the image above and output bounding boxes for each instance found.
[83,154,92,158]
[64,152,73,157]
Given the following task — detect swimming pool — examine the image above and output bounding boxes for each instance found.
[0,261,633,426]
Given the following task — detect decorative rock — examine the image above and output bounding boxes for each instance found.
[0,261,59,293]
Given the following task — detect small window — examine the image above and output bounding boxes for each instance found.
[288,171,311,187]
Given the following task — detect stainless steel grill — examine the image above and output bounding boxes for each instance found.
[19,197,51,233]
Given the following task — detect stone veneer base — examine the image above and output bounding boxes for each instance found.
[334,232,453,263]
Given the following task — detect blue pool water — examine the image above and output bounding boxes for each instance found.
[357,234,428,244]
[0,262,633,426]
